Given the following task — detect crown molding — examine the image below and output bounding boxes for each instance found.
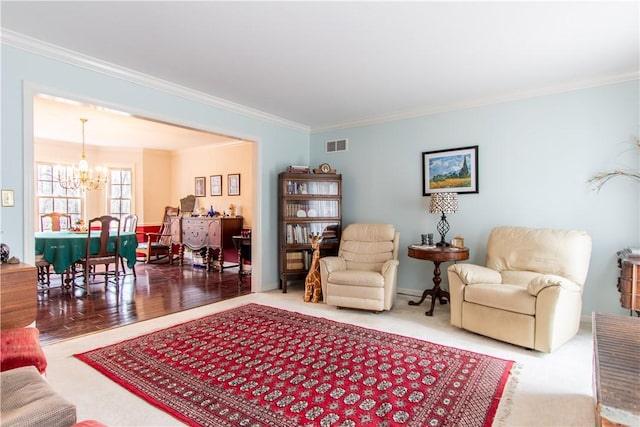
[1,29,310,133]
[4,29,637,136]
[311,71,640,134]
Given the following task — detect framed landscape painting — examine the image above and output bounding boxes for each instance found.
[422,145,478,196]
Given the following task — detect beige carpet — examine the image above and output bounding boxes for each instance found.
[42,289,595,426]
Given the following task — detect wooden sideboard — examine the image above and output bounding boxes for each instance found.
[170,216,243,270]
[0,262,37,329]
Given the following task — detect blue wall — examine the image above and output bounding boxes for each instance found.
[1,44,310,291]
[2,42,638,315]
[310,81,639,315]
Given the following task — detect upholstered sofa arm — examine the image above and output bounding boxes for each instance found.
[527,274,581,296]
[381,259,399,276]
[319,256,345,303]
[320,256,346,273]
[448,264,502,285]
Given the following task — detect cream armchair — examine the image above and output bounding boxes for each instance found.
[320,224,400,312]
[447,226,592,352]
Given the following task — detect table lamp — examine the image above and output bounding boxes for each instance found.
[429,192,459,246]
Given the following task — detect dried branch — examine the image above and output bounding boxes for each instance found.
[588,136,640,192]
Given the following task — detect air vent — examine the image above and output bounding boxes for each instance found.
[326,138,348,153]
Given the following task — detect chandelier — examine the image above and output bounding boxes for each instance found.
[57,118,108,191]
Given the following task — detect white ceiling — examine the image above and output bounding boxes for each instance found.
[2,1,639,144]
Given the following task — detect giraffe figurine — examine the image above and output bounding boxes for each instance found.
[303,234,324,303]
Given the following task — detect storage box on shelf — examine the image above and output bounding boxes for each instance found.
[278,172,342,292]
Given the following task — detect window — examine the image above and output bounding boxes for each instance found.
[36,163,82,226]
[109,168,132,218]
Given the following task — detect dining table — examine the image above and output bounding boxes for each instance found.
[34,231,138,275]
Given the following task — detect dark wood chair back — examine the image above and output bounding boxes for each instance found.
[82,215,121,294]
[87,216,120,258]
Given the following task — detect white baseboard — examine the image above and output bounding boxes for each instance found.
[397,287,424,297]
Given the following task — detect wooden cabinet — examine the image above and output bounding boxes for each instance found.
[278,172,342,292]
[0,263,37,329]
[617,253,639,314]
[170,216,243,270]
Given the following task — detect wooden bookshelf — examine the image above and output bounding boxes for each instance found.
[278,172,341,292]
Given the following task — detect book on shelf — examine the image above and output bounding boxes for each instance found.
[286,224,312,244]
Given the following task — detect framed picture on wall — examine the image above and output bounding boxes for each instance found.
[1,190,14,207]
[195,177,206,197]
[228,173,240,196]
[422,145,478,196]
[210,175,222,196]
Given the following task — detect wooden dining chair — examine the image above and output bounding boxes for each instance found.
[36,212,72,291]
[40,212,72,232]
[78,215,121,295]
[120,214,138,277]
[136,206,178,264]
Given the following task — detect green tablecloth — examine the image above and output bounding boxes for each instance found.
[35,231,138,274]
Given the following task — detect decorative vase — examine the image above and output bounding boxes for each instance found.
[0,243,9,263]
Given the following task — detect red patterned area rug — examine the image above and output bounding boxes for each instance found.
[75,304,515,426]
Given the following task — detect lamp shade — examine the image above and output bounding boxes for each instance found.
[429,192,459,214]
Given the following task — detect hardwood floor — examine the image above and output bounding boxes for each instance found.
[36,262,251,345]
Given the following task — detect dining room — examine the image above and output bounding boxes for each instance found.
[31,93,257,332]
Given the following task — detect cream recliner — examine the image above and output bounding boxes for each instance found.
[320,224,400,312]
[447,226,592,352]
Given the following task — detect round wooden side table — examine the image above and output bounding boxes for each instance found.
[407,245,469,316]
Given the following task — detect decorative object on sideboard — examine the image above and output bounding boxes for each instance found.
[56,118,108,191]
[429,192,458,247]
[589,136,639,192]
[180,195,196,215]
